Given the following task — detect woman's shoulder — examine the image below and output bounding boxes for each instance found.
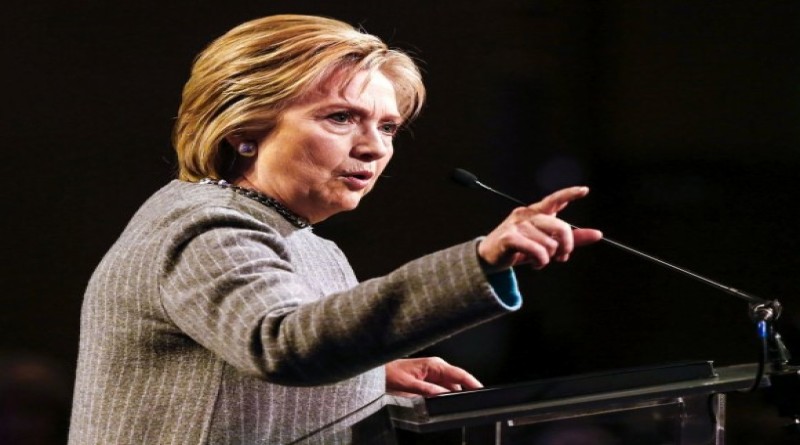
[134,180,234,220]
[135,180,300,236]
[150,179,231,207]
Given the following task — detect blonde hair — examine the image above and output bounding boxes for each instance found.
[173,14,426,181]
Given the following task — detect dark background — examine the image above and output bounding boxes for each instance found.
[2,1,799,444]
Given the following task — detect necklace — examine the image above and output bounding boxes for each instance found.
[199,178,311,228]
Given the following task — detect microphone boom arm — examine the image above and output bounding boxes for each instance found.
[456,168,774,308]
[452,167,800,428]
[452,167,790,358]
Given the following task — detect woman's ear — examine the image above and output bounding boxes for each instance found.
[225,133,259,158]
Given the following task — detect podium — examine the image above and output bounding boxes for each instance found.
[387,362,765,445]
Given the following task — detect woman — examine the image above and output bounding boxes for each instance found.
[68,14,602,444]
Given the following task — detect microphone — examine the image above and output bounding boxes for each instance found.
[454,169,800,429]
[451,167,773,308]
[452,166,799,395]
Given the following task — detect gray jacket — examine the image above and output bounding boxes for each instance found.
[68,180,518,444]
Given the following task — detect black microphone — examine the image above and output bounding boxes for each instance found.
[451,167,772,308]
[453,168,800,405]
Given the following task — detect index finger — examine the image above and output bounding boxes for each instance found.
[529,186,590,214]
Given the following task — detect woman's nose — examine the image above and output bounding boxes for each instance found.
[351,127,391,160]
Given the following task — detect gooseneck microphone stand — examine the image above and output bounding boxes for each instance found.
[451,167,800,431]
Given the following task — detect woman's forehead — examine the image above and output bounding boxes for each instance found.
[300,69,398,109]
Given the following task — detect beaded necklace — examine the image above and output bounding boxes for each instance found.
[199,178,311,229]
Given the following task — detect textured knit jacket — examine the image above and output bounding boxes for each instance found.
[67,180,519,444]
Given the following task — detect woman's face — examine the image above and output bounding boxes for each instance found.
[238,69,401,224]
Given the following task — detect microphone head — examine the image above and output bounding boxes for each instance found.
[451,168,480,189]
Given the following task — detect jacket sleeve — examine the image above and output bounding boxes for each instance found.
[159,205,520,386]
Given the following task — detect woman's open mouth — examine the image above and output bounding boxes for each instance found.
[339,170,374,190]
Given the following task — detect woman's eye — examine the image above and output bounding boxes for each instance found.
[380,122,400,136]
[327,112,351,124]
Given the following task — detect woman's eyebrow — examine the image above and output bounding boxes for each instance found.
[317,100,402,122]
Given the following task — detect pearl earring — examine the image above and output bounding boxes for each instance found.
[237,141,257,157]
